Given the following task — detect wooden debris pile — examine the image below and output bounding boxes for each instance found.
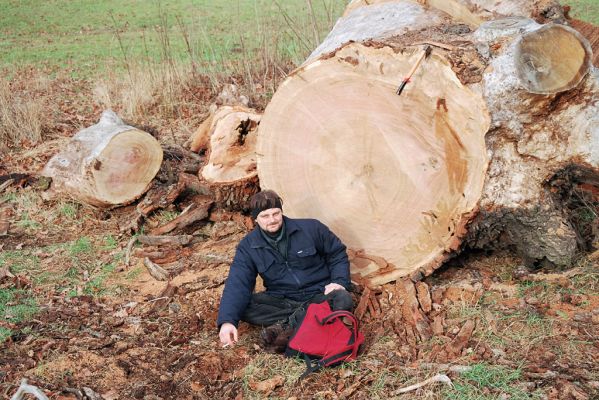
[355,276,488,364]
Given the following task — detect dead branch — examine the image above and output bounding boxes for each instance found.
[125,236,137,267]
[10,379,49,400]
[149,282,178,311]
[135,173,208,227]
[149,198,212,235]
[527,267,586,282]
[0,178,14,194]
[134,248,191,265]
[162,144,203,174]
[137,234,193,246]
[122,211,144,235]
[393,374,453,395]
[418,363,474,374]
[194,253,233,264]
[143,257,170,281]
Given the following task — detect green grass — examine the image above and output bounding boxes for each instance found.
[0,288,38,323]
[59,202,79,220]
[0,0,346,77]
[0,288,39,342]
[0,326,12,342]
[443,364,542,400]
[568,0,599,24]
[69,236,93,255]
[0,250,40,274]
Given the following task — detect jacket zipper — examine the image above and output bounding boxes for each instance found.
[285,260,302,288]
[266,246,302,289]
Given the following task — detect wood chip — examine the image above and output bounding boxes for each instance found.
[446,320,475,358]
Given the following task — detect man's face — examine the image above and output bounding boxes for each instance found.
[255,208,283,233]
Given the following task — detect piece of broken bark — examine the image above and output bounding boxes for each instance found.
[354,287,371,321]
[446,319,476,358]
[396,279,432,341]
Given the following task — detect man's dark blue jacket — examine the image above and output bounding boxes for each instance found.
[217,216,350,328]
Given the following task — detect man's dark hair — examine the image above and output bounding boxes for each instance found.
[250,190,283,219]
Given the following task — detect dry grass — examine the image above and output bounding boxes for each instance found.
[93,61,194,121]
[0,79,46,151]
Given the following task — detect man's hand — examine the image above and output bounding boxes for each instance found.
[324,283,345,295]
[219,323,238,347]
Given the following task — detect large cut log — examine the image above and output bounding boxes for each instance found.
[257,0,598,286]
[42,110,163,207]
[191,106,261,211]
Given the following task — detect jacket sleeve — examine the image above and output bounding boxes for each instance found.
[316,221,351,289]
[216,242,257,328]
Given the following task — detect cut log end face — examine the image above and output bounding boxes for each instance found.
[258,43,490,284]
[94,129,163,205]
[515,23,592,94]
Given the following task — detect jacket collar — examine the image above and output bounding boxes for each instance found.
[249,216,300,249]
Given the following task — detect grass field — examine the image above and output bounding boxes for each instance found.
[0,0,346,76]
[1,0,597,78]
[568,0,599,24]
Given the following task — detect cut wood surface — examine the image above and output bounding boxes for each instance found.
[570,18,599,66]
[42,110,163,208]
[257,0,599,285]
[514,23,592,93]
[192,106,261,210]
[259,42,490,285]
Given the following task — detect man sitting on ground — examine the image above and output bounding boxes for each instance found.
[217,189,353,350]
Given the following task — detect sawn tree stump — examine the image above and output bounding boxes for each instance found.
[257,0,598,286]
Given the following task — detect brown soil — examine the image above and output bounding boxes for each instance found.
[1,69,598,400]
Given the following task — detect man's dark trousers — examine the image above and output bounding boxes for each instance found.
[241,289,353,328]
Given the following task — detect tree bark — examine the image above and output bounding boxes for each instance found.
[257,0,598,286]
[42,110,163,208]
